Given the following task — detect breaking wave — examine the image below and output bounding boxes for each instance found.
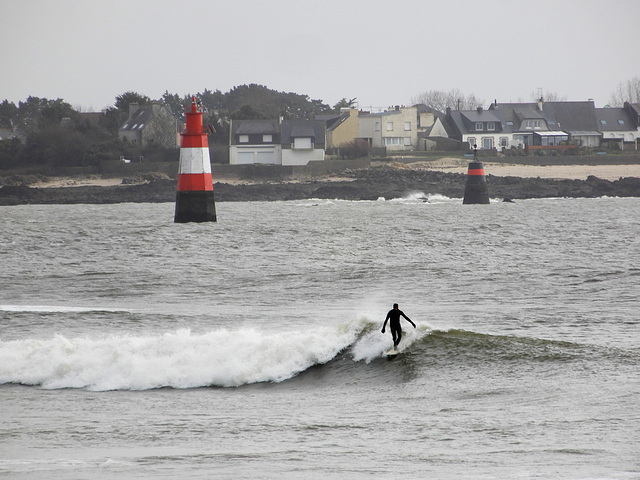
[1,318,630,391]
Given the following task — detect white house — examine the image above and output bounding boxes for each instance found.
[229,119,325,166]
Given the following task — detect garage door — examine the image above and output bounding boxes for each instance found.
[257,151,274,164]
[237,152,254,164]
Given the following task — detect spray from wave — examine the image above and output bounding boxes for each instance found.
[0,318,378,390]
[3,318,605,391]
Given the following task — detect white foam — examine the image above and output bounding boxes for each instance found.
[0,305,129,313]
[351,324,432,363]
[0,321,368,390]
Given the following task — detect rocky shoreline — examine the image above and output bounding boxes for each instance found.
[1,166,640,206]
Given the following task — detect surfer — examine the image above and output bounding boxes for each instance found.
[381,303,416,349]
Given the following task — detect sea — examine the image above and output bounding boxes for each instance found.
[1,194,639,479]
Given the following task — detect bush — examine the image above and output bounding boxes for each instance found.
[338,139,371,159]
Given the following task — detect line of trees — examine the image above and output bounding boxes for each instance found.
[0,84,343,170]
[2,78,640,172]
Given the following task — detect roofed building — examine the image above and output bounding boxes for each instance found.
[118,103,178,148]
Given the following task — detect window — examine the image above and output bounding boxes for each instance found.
[239,135,249,143]
[262,134,272,142]
[468,137,476,148]
[500,137,508,147]
[384,137,402,146]
[404,122,411,131]
[403,137,411,146]
[482,137,494,149]
[617,119,625,125]
[525,120,541,129]
[475,122,483,131]
[293,137,312,149]
[600,120,607,125]
[487,122,495,131]
[386,122,394,131]
[375,122,380,132]
[506,121,514,126]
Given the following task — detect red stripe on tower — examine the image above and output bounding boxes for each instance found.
[174,96,217,223]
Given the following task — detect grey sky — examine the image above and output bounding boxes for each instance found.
[2,0,639,112]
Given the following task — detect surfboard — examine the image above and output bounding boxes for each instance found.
[385,348,400,359]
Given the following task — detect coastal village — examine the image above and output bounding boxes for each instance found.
[113,98,640,167]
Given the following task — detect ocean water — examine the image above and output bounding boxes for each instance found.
[1,195,639,479]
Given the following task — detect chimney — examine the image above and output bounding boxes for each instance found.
[128,102,139,118]
[538,97,544,111]
[477,106,483,113]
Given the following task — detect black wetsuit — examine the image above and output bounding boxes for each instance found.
[384,309,412,348]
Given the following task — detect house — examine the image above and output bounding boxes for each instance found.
[447,106,506,151]
[417,116,465,151]
[446,99,610,151]
[229,118,325,166]
[358,106,418,151]
[415,104,442,132]
[280,120,326,166]
[229,119,281,164]
[595,103,640,149]
[532,101,600,148]
[324,108,359,150]
[118,103,178,148]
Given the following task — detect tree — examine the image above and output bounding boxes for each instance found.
[332,97,357,113]
[14,97,76,137]
[161,90,187,118]
[0,100,18,129]
[410,88,485,111]
[114,91,151,112]
[608,76,640,107]
[531,90,567,102]
[224,83,332,119]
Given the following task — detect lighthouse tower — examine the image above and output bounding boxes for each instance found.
[174,96,217,223]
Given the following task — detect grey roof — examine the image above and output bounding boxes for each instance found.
[281,120,325,147]
[233,119,280,135]
[120,106,155,131]
[595,107,636,131]
[326,112,350,132]
[492,103,545,131]
[461,110,501,123]
[541,101,599,132]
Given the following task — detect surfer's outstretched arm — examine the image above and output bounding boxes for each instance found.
[400,311,416,328]
[381,313,390,333]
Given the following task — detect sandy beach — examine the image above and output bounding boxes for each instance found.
[25,160,640,189]
[386,158,640,182]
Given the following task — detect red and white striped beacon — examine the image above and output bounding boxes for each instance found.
[174,96,216,222]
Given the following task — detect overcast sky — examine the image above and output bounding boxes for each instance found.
[2,0,639,112]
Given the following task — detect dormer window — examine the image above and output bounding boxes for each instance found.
[239,135,249,143]
[293,137,312,149]
[475,122,483,131]
[263,134,272,142]
[487,122,495,131]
